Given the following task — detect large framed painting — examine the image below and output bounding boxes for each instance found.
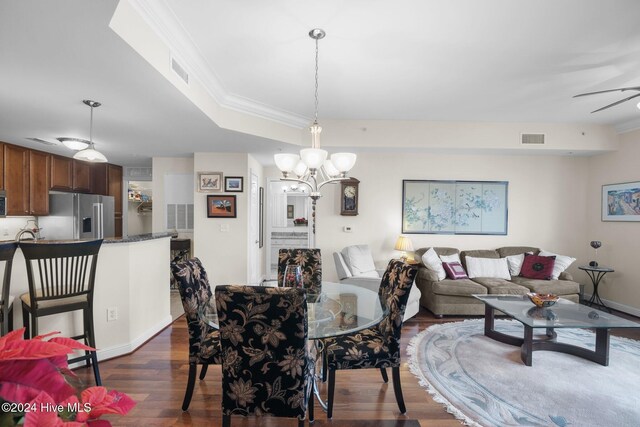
[402,180,508,235]
[602,181,640,221]
[207,195,237,218]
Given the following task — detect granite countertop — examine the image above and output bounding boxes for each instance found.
[5,232,175,245]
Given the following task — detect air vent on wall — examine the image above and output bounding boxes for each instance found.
[171,56,189,85]
[125,167,152,180]
[521,133,546,145]
[25,137,57,146]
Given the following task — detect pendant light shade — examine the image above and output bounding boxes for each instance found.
[65,100,108,163]
[73,145,108,163]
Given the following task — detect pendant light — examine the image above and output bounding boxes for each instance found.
[72,100,108,163]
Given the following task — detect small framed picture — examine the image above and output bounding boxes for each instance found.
[225,176,244,192]
[207,195,237,218]
[602,181,640,221]
[198,172,222,192]
[287,204,294,219]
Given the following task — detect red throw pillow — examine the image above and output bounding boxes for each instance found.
[443,262,468,280]
[520,254,556,280]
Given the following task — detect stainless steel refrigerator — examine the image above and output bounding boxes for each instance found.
[38,192,115,240]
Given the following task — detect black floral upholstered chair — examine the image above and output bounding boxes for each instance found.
[215,285,314,427]
[324,259,418,418]
[171,257,222,411]
[278,248,322,293]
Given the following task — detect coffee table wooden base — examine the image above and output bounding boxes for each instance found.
[483,305,611,366]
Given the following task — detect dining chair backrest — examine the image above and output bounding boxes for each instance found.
[214,285,312,421]
[0,242,18,335]
[376,259,418,347]
[277,248,322,293]
[20,240,102,309]
[170,257,217,363]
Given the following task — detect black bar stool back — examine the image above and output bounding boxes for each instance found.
[0,242,18,336]
[19,239,103,385]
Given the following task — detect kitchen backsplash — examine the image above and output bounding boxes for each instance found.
[0,217,37,240]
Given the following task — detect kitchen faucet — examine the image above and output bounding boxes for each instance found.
[15,220,41,241]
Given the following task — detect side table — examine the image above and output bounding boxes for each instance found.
[579,265,614,313]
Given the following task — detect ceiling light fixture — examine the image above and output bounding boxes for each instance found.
[274,29,357,240]
[72,100,108,163]
[57,137,90,150]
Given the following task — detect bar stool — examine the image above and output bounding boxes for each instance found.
[0,242,18,335]
[20,240,103,385]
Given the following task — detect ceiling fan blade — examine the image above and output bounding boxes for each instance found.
[591,92,640,113]
[574,86,640,98]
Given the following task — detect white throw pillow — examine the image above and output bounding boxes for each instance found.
[539,250,576,280]
[466,256,511,280]
[341,245,379,278]
[440,253,462,264]
[421,247,446,281]
[504,252,533,276]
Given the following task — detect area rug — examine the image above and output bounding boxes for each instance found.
[407,319,640,427]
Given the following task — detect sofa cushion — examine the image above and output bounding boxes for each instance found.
[460,249,499,271]
[432,278,487,297]
[539,250,576,280]
[443,262,468,280]
[466,256,511,280]
[471,277,530,295]
[509,276,580,295]
[497,246,539,257]
[341,245,378,277]
[421,247,446,280]
[504,252,534,276]
[520,254,555,280]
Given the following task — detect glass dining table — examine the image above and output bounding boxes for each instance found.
[199,281,387,415]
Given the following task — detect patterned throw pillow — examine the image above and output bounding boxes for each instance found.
[520,254,556,280]
[443,262,468,280]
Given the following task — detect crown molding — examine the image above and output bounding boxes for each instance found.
[614,116,640,134]
[127,0,309,129]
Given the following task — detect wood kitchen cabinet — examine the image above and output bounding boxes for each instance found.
[90,163,107,195]
[4,144,30,215]
[0,143,4,189]
[50,155,73,191]
[72,160,91,192]
[28,150,50,216]
[107,164,123,237]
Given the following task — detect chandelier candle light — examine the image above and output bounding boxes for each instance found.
[274,29,357,242]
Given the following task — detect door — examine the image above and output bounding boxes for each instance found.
[100,196,115,238]
[78,194,100,239]
[248,171,260,285]
[29,150,50,215]
[4,144,30,215]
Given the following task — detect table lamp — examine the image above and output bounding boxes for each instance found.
[589,241,602,267]
[394,235,414,261]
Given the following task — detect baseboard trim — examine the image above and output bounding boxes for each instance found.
[97,315,174,361]
[583,293,640,318]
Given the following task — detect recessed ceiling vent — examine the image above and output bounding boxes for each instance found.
[171,56,189,85]
[521,133,546,145]
[26,137,57,146]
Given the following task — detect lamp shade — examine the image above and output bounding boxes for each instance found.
[322,159,340,177]
[300,148,328,169]
[73,146,107,163]
[274,153,300,173]
[394,235,414,252]
[330,152,357,172]
[293,161,308,177]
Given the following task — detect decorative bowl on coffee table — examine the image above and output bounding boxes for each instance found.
[527,292,559,308]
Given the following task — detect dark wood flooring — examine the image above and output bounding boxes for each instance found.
[74,306,640,426]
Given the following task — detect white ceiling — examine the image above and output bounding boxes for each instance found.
[1,0,640,167]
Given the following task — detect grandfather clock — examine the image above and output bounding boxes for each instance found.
[340,178,360,216]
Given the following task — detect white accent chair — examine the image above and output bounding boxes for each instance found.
[333,245,421,321]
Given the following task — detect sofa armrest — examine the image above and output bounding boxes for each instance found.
[375,268,386,277]
[559,271,573,281]
[416,268,440,283]
[339,277,382,294]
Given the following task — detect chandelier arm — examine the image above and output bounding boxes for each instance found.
[317,177,348,190]
[280,177,316,192]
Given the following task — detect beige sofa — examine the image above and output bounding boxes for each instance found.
[414,246,580,317]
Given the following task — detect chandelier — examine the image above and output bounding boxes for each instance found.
[274,29,357,236]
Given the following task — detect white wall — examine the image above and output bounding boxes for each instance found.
[265,152,591,284]
[586,129,640,314]
[151,156,193,237]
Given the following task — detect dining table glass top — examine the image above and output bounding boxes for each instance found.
[200,282,387,339]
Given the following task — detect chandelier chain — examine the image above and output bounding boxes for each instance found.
[314,35,319,124]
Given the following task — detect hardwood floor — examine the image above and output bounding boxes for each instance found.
[74,307,640,426]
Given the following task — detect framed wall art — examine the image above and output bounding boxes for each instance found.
[225,176,243,192]
[340,178,360,216]
[602,181,640,221]
[287,204,294,219]
[402,180,508,235]
[198,172,222,192]
[207,195,237,218]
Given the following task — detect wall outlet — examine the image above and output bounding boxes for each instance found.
[107,307,118,322]
[343,226,352,233]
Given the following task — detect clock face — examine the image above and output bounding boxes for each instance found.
[344,186,356,198]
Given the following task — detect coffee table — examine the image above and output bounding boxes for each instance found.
[474,294,640,366]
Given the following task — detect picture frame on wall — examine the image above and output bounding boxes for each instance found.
[287,204,294,219]
[207,195,237,218]
[602,181,640,221]
[197,172,222,192]
[402,180,509,235]
[225,176,244,192]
